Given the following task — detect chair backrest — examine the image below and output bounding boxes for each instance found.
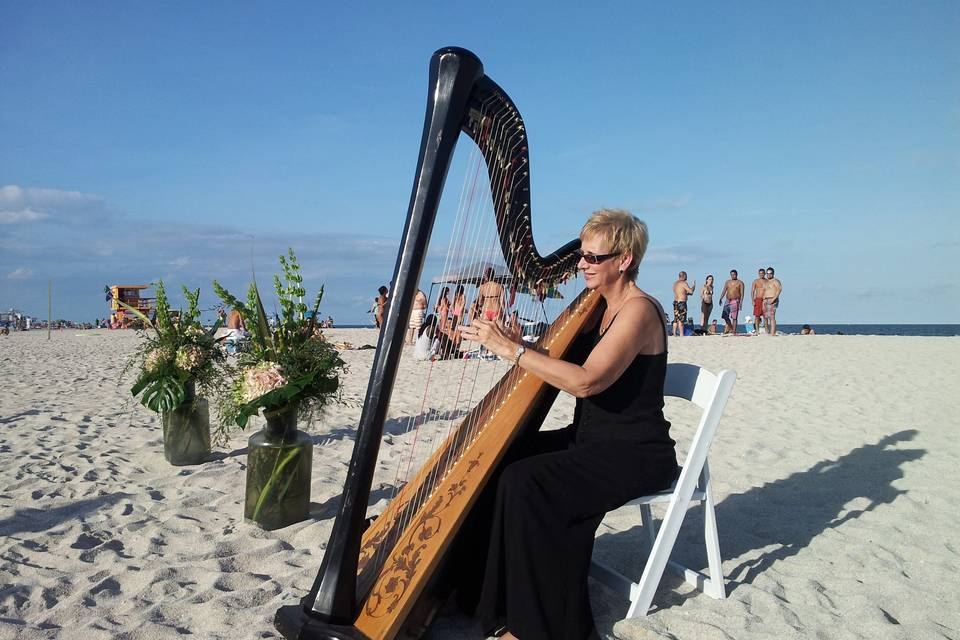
[664,363,737,487]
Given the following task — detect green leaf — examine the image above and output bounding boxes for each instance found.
[252,281,275,360]
[305,284,324,338]
[139,377,185,413]
[204,316,224,338]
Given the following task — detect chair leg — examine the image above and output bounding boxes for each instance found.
[702,487,726,599]
[640,503,656,548]
[626,496,693,618]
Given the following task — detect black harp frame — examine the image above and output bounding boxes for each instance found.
[275,46,581,640]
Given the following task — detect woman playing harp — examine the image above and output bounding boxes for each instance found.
[459,209,679,640]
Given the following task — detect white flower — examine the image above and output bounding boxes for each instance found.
[174,345,204,372]
[144,347,172,372]
[240,362,287,403]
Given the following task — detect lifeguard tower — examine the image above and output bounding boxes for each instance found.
[108,285,156,328]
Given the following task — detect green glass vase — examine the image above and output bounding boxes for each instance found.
[161,382,211,466]
[245,402,313,530]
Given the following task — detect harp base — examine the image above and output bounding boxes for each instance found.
[274,604,370,640]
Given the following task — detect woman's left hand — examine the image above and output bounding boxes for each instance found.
[459,318,516,360]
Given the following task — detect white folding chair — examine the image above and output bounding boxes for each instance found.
[590,363,737,617]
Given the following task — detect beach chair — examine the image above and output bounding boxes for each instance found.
[590,363,736,617]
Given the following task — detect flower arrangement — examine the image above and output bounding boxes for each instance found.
[122,281,226,413]
[212,248,346,428]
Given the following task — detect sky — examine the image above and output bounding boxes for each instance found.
[1,1,958,325]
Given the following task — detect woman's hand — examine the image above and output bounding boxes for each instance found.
[458,318,516,361]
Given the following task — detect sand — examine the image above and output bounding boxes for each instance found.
[1,328,958,639]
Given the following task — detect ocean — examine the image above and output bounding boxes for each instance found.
[333,324,960,337]
[770,324,960,337]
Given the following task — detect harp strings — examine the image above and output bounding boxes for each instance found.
[366,102,495,576]
[368,90,568,580]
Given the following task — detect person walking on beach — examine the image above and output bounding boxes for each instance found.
[406,289,428,345]
[762,267,782,336]
[750,268,765,335]
[700,274,714,331]
[719,269,744,335]
[672,271,695,337]
[375,286,389,329]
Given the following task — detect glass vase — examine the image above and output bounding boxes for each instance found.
[161,382,211,466]
[245,402,313,530]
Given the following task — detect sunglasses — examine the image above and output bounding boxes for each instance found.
[574,249,620,265]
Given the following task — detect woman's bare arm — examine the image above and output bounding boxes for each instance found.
[464,297,663,398]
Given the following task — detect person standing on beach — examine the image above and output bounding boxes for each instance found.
[406,289,428,345]
[700,274,714,331]
[762,267,782,336]
[750,268,765,335]
[718,269,744,335]
[672,271,695,337]
[375,286,389,329]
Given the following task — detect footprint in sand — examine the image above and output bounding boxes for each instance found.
[89,577,121,598]
[71,532,107,550]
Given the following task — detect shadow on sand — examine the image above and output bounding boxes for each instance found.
[210,407,470,461]
[0,492,131,537]
[593,429,925,614]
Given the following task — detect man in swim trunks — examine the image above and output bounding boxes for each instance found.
[762,266,782,336]
[751,268,765,335]
[718,269,745,335]
[672,271,695,337]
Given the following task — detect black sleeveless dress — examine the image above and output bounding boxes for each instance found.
[476,298,679,640]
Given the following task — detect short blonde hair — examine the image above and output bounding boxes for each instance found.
[580,209,649,280]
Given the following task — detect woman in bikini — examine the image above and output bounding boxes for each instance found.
[700,274,714,331]
[477,266,505,322]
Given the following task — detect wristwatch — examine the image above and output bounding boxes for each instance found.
[513,344,526,365]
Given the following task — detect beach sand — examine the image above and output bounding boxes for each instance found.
[1,328,958,639]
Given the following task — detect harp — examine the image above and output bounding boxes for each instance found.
[275,47,602,640]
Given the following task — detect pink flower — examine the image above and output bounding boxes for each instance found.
[240,362,286,403]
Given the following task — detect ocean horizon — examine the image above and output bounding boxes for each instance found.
[330,323,960,337]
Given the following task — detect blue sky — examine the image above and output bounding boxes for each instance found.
[2,1,957,324]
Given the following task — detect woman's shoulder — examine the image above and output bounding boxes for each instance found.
[623,294,661,312]
[617,295,663,327]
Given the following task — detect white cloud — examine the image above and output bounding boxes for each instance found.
[0,185,110,226]
[0,185,104,208]
[6,267,33,280]
[170,257,191,267]
[0,208,50,224]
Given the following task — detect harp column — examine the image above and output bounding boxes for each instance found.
[306,48,485,624]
